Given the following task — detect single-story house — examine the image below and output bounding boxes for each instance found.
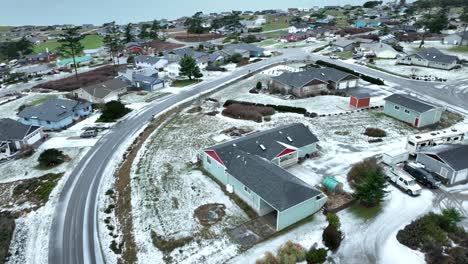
[23,52,57,64]
[0,118,44,160]
[18,98,92,130]
[358,42,400,59]
[134,55,169,69]
[354,19,381,28]
[201,123,327,231]
[350,93,371,108]
[132,73,165,91]
[443,32,468,46]
[383,94,444,128]
[11,64,53,77]
[57,56,93,69]
[164,48,210,76]
[224,43,265,57]
[396,48,460,70]
[269,67,359,97]
[84,47,109,58]
[73,78,128,104]
[416,144,468,185]
[333,39,355,52]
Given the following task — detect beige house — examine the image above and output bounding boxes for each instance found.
[73,78,128,104]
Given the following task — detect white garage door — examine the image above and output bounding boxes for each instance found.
[338,81,347,89]
[349,80,358,88]
[26,131,42,145]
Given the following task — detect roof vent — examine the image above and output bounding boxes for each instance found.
[451,129,457,132]
[233,143,237,147]
[279,131,283,134]
[259,144,266,151]
[60,105,66,109]
[287,136,293,142]
[321,73,325,76]
[415,136,421,139]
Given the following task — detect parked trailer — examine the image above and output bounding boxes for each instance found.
[382,149,409,166]
[406,129,465,155]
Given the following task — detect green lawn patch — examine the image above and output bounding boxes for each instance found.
[261,15,292,31]
[33,34,104,53]
[448,45,468,53]
[335,51,353,59]
[348,204,383,220]
[263,31,286,38]
[13,172,64,204]
[171,79,201,87]
[257,39,277,47]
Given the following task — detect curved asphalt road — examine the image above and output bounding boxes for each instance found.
[48,48,468,264]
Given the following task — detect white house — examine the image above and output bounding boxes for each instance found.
[134,56,169,69]
[359,42,400,59]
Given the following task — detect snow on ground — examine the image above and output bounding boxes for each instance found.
[0,92,66,119]
[401,40,468,61]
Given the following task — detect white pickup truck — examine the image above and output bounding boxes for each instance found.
[385,166,422,196]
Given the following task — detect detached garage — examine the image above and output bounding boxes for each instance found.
[350,93,371,108]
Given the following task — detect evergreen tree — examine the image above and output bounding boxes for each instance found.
[179,55,203,80]
[352,170,388,206]
[124,23,135,43]
[57,27,84,80]
[459,6,468,46]
[185,12,207,34]
[139,24,151,39]
[103,22,122,71]
[149,20,161,40]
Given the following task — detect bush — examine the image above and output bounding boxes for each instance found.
[316,60,384,85]
[230,53,243,63]
[277,241,306,263]
[127,55,135,64]
[348,158,388,207]
[38,149,66,167]
[223,100,308,115]
[255,251,279,264]
[347,158,382,188]
[322,225,343,251]
[306,247,327,264]
[364,127,387,137]
[222,103,274,122]
[256,81,262,89]
[98,100,131,122]
[249,88,259,94]
[326,213,341,230]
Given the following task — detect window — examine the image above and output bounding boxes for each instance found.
[206,155,211,164]
[404,109,410,114]
[408,141,415,146]
[394,105,400,110]
[244,186,252,195]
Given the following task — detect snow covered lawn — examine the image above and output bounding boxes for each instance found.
[0,92,65,119]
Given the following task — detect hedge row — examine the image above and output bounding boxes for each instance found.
[224,100,307,115]
[316,60,385,86]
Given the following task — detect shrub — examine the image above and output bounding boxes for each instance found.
[230,53,243,63]
[322,225,343,251]
[98,100,131,122]
[306,247,327,264]
[223,100,307,115]
[127,55,135,64]
[249,88,259,94]
[364,127,387,138]
[347,158,382,188]
[277,241,306,263]
[222,103,274,123]
[352,168,388,207]
[38,149,66,167]
[326,213,341,230]
[256,81,262,89]
[255,251,279,264]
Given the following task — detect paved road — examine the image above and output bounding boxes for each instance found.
[47,53,296,264]
[47,47,468,264]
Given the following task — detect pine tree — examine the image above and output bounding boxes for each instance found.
[352,170,388,207]
[179,55,203,80]
[57,27,84,80]
[124,23,135,43]
[459,6,468,46]
[149,20,160,40]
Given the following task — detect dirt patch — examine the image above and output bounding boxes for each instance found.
[150,230,194,258]
[33,65,123,92]
[173,33,222,42]
[142,41,184,52]
[194,203,226,227]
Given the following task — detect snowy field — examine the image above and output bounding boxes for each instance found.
[127,76,468,263]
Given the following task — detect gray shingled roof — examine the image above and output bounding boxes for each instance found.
[132,73,163,84]
[384,94,438,113]
[206,123,321,211]
[352,92,371,100]
[0,118,40,141]
[415,48,459,64]
[272,68,358,89]
[224,43,265,53]
[334,38,354,48]
[80,78,128,99]
[134,55,164,65]
[420,144,468,171]
[18,98,91,122]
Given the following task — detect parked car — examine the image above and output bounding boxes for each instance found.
[80,129,97,138]
[385,166,422,196]
[403,162,441,189]
[329,54,339,59]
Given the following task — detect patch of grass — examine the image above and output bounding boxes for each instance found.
[171,79,201,87]
[33,35,104,53]
[0,212,16,262]
[348,204,382,220]
[335,51,353,59]
[448,45,468,53]
[12,173,63,204]
[263,31,286,38]
[28,94,58,107]
[257,39,276,47]
[261,15,292,31]
[436,110,465,129]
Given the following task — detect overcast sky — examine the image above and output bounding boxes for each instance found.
[1,0,373,26]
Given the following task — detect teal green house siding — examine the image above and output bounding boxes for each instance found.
[384,101,442,128]
[202,152,228,184]
[277,195,327,230]
[298,143,317,158]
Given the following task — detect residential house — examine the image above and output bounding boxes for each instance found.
[23,52,57,64]
[358,42,400,59]
[18,98,92,130]
[164,48,210,77]
[0,118,44,160]
[396,48,460,70]
[383,94,444,128]
[84,47,110,58]
[201,123,327,231]
[73,78,128,104]
[354,19,381,28]
[332,39,355,52]
[124,42,144,54]
[416,144,468,185]
[443,32,468,46]
[57,56,93,69]
[134,55,169,69]
[11,64,54,77]
[224,43,265,57]
[270,67,359,97]
[288,23,309,34]
[131,73,165,91]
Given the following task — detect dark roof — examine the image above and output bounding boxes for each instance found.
[384,93,438,113]
[352,92,371,100]
[18,98,91,122]
[224,43,265,53]
[80,78,128,99]
[0,118,41,141]
[132,73,163,84]
[134,55,164,65]
[420,144,468,171]
[206,123,321,211]
[272,68,358,89]
[414,48,459,64]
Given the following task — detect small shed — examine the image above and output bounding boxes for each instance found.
[350,93,370,108]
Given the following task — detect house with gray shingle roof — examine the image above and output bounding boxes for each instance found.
[134,55,169,69]
[223,43,265,57]
[73,78,128,104]
[17,98,92,130]
[443,31,468,46]
[383,93,444,128]
[0,118,44,160]
[416,144,468,185]
[201,123,327,231]
[269,67,359,97]
[396,47,461,70]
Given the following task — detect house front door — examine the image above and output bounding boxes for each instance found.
[414,118,419,127]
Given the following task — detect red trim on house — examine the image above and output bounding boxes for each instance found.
[205,150,225,166]
[276,148,296,158]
